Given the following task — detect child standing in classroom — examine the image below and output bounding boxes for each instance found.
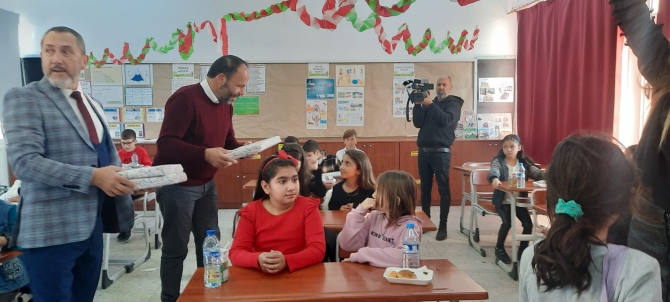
[487,134,543,264]
[520,134,661,301]
[339,170,423,267]
[117,129,152,166]
[335,129,363,164]
[230,151,325,273]
[328,150,375,211]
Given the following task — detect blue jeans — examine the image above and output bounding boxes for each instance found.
[418,150,451,222]
[156,180,220,302]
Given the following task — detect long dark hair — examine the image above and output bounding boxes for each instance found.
[343,150,376,190]
[252,154,298,201]
[279,143,311,197]
[532,134,638,295]
[497,134,537,168]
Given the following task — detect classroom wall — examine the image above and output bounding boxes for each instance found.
[0,8,21,186]
[3,0,516,63]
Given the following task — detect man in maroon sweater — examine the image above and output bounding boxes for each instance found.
[153,55,249,302]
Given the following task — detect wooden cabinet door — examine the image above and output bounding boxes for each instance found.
[360,142,399,175]
[318,142,341,156]
[214,165,242,209]
[240,148,274,175]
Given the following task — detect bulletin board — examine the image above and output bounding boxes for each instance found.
[85,62,474,139]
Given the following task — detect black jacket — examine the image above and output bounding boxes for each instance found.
[487,154,544,208]
[413,95,464,148]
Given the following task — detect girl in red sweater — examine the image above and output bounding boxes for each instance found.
[230,151,326,273]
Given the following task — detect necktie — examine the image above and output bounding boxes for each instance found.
[71,91,100,145]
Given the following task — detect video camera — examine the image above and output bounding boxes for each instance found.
[403,79,435,103]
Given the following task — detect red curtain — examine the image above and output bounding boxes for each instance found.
[659,0,670,38]
[517,0,618,164]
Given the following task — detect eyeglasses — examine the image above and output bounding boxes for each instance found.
[120,141,135,146]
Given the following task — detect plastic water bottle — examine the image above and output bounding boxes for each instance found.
[203,230,222,288]
[402,222,420,268]
[508,165,517,188]
[516,163,526,189]
[131,152,139,166]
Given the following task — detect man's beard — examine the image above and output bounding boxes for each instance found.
[218,85,237,104]
[47,73,75,89]
[437,92,448,100]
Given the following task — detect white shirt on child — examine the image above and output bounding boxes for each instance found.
[336,147,363,163]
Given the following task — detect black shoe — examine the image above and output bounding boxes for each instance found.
[495,247,512,264]
[436,221,447,241]
[117,231,132,243]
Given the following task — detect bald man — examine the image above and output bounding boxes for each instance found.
[412,76,464,241]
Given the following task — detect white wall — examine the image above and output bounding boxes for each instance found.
[0,8,21,185]
[6,0,516,63]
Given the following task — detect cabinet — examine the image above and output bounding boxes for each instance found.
[358,142,399,176]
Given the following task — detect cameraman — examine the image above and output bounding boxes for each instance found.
[412,76,464,241]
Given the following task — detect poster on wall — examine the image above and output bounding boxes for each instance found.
[124,123,145,138]
[478,77,514,102]
[336,87,364,126]
[123,64,153,86]
[172,64,194,78]
[90,65,123,85]
[245,64,266,94]
[107,124,122,139]
[308,63,329,78]
[123,108,145,123]
[393,78,411,118]
[146,108,164,122]
[306,78,335,100]
[393,63,415,78]
[477,113,513,138]
[79,80,92,95]
[91,86,123,107]
[200,64,211,81]
[336,65,365,86]
[456,110,477,138]
[79,70,86,80]
[103,108,120,123]
[306,100,327,129]
[124,87,153,106]
[171,78,200,94]
[233,96,260,115]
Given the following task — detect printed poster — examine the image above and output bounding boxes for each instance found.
[308,63,329,78]
[233,96,260,115]
[336,65,365,86]
[479,77,514,102]
[103,108,120,123]
[245,64,266,94]
[306,78,335,100]
[456,110,477,139]
[477,113,513,138]
[393,78,412,118]
[123,108,145,123]
[91,86,123,107]
[124,123,145,138]
[200,64,211,81]
[79,70,86,80]
[146,108,164,122]
[171,78,200,94]
[123,64,153,86]
[90,65,123,85]
[172,64,194,78]
[394,63,415,78]
[124,87,153,106]
[107,124,122,139]
[336,87,364,126]
[79,80,92,95]
[306,100,327,129]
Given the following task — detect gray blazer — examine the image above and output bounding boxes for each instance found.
[2,77,134,249]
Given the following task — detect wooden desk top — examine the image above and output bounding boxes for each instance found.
[321,210,436,232]
[498,181,542,193]
[178,260,488,302]
[0,250,21,263]
[242,180,256,190]
[453,165,489,174]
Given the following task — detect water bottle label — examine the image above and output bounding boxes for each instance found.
[403,243,419,253]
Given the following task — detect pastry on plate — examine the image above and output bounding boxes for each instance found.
[389,269,417,279]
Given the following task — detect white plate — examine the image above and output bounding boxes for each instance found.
[383,266,433,286]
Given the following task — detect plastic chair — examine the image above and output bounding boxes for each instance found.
[459,162,491,236]
[530,188,548,238]
[101,192,152,289]
[467,169,497,258]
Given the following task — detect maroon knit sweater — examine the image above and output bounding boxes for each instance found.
[153,83,243,185]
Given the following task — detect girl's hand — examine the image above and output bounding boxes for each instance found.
[360,198,376,211]
[340,203,353,211]
[262,251,287,274]
[341,258,351,262]
[492,178,501,189]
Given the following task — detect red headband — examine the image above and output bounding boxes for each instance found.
[261,150,299,175]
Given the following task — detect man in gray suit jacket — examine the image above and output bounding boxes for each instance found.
[2,26,137,302]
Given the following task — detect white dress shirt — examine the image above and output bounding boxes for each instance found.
[200,79,220,104]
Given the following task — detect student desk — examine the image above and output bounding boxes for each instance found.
[495,181,543,279]
[178,259,488,302]
[320,210,436,233]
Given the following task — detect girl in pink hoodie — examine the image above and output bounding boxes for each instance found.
[339,170,423,267]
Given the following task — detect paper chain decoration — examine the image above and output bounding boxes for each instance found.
[87,0,480,67]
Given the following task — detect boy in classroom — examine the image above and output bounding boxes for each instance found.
[303,140,339,198]
[118,129,152,167]
[335,129,363,164]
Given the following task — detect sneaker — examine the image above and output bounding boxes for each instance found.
[117,231,132,243]
[495,247,512,264]
[435,221,447,241]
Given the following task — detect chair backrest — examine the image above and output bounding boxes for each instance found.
[463,162,490,168]
[530,189,547,207]
[469,169,494,206]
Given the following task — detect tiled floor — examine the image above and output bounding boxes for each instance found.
[93,206,544,301]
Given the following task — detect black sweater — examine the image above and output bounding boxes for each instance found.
[413,95,464,148]
[612,0,670,212]
[327,182,374,210]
